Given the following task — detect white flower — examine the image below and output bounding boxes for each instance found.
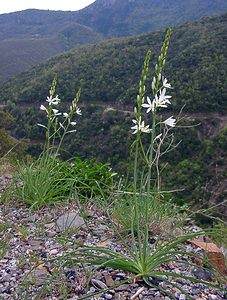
[46,95,61,106]
[52,109,61,116]
[131,117,151,134]
[142,96,155,113]
[76,107,82,115]
[63,113,69,118]
[40,104,47,112]
[70,121,77,126]
[162,77,172,89]
[154,88,172,109]
[163,116,176,127]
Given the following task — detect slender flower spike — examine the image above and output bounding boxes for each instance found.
[46,95,61,106]
[164,116,176,127]
[142,96,155,113]
[70,121,77,126]
[40,104,47,112]
[76,107,82,115]
[131,117,151,134]
[163,77,172,89]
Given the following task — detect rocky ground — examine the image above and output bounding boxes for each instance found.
[0,174,227,300]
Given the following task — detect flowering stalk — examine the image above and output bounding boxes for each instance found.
[146,29,172,195]
[38,78,81,162]
[131,30,173,196]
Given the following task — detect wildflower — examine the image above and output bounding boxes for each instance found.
[46,95,61,106]
[131,117,151,134]
[70,121,77,126]
[52,109,61,116]
[154,88,172,109]
[63,113,69,118]
[40,104,47,112]
[76,107,82,115]
[162,77,172,89]
[142,96,155,113]
[164,116,176,127]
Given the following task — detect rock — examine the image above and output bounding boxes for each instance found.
[91,278,108,289]
[104,294,113,299]
[28,269,48,286]
[46,230,56,237]
[192,267,213,281]
[49,249,58,255]
[56,213,85,232]
[190,239,227,275]
[179,294,186,300]
[209,295,218,300]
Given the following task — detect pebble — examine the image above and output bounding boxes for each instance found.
[209,295,218,300]
[49,249,58,255]
[0,198,226,300]
[104,293,113,299]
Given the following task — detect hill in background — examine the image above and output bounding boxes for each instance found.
[1,13,226,113]
[0,0,227,82]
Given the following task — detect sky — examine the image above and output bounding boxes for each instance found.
[0,0,96,14]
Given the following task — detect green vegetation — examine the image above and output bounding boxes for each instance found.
[0,0,227,81]
[1,13,226,112]
[76,0,227,37]
[1,30,226,299]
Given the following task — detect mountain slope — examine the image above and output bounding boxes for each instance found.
[76,0,227,36]
[0,9,103,82]
[1,13,226,112]
[0,0,227,82]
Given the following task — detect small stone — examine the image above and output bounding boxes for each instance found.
[49,249,58,255]
[192,267,212,281]
[191,288,200,295]
[116,284,129,292]
[28,269,48,286]
[179,294,186,300]
[46,231,56,237]
[56,213,85,232]
[91,279,108,289]
[208,295,218,300]
[104,294,113,299]
[115,272,125,278]
[2,274,11,282]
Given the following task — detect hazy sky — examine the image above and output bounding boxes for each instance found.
[0,0,96,14]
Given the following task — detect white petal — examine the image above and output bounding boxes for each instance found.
[40,104,47,111]
[37,123,47,129]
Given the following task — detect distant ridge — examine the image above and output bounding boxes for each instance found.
[0,0,227,82]
[1,13,226,113]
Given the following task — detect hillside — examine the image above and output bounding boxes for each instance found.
[76,0,227,36]
[0,0,227,82]
[1,14,226,213]
[0,9,103,82]
[1,13,226,112]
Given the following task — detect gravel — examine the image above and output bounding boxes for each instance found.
[0,175,226,300]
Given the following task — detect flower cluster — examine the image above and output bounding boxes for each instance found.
[38,93,82,133]
[131,117,151,134]
[131,77,176,134]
